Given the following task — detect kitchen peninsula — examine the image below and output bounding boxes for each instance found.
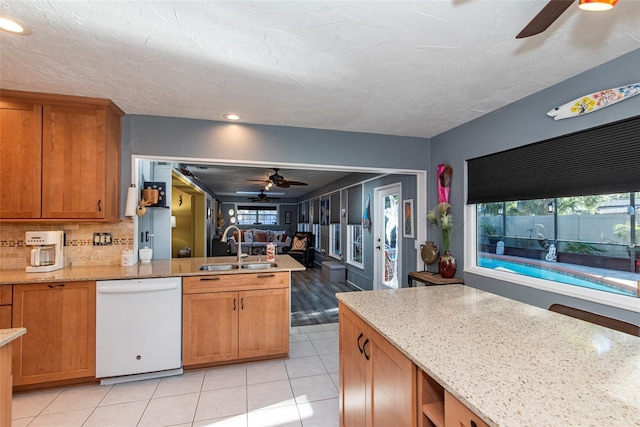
[0,255,304,391]
[337,285,640,427]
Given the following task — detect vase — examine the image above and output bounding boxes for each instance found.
[420,241,439,266]
[438,251,457,278]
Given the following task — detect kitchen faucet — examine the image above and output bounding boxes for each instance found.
[221,225,243,264]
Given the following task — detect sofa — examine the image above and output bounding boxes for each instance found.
[228,229,292,255]
[282,232,315,267]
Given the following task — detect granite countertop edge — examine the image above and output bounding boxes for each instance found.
[0,328,26,347]
[0,255,305,285]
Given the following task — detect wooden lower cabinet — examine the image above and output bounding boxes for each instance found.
[418,370,490,427]
[183,273,290,367]
[1,342,13,427]
[444,391,489,427]
[11,281,96,386]
[339,302,416,427]
[0,286,11,329]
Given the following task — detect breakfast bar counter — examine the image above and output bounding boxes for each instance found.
[337,285,640,427]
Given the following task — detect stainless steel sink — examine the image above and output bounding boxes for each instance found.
[199,264,238,271]
[240,263,278,269]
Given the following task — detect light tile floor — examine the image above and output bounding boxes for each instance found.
[12,323,340,427]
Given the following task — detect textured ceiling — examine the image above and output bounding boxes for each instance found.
[1,0,640,140]
[2,1,639,199]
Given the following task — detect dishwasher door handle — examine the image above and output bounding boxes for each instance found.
[98,283,179,293]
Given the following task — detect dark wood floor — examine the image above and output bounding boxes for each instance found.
[290,266,361,327]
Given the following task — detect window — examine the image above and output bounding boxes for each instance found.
[312,224,320,249]
[297,223,310,232]
[475,192,639,304]
[347,224,363,268]
[330,224,341,259]
[236,206,278,225]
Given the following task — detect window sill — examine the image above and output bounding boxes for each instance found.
[465,265,640,314]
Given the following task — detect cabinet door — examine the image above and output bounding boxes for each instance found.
[41,105,107,219]
[339,305,368,427]
[0,343,13,427]
[444,391,489,427]
[0,307,10,329]
[183,291,238,366]
[12,281,96,386]
[0,98,42,219]
[238,288,289,359]
[370,329,416,427]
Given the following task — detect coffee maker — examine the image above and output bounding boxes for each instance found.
[25,231,65,273]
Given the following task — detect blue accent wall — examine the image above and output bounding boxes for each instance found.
[430,48,640,324]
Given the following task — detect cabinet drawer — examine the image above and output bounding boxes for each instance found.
[444,391,489,427]
[183,272,289,294]
[0,286,11,305]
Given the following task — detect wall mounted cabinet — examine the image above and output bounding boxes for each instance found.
[0,90,124,222]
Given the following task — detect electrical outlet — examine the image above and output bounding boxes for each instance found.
[93,232,113,245]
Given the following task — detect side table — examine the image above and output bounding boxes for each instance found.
[407,271,463,287]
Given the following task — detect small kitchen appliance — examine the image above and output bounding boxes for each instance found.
[25,230,64,273]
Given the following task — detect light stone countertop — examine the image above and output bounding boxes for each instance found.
[0,328,26,347]
[337,285,640,427]
[0,255,305,285]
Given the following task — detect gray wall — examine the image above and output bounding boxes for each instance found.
[121,116,429,213]
[430,48,640,324]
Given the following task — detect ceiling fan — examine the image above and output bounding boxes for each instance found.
[516,0,617,39]
[249,168,308,189]
[249,190,280,202]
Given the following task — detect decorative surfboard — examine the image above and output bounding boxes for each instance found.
[547,82,640,120]
[362,194,371,229]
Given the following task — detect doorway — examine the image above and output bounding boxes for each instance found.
[373,183,401,290]
[171,172,206,258]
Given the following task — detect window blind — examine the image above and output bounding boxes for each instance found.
[299,201,308,223]
[312,198,320,224]
[347,185,362,225]
[330,192,340,224]
[467,115,640,204]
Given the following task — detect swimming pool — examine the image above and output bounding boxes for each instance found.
[477,257,637,297]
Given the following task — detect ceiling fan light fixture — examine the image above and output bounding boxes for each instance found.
[0,16,32,35]
[222,113,243,121]
[578,0,617,11]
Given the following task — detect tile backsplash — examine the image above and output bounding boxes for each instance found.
[0,220,134,270]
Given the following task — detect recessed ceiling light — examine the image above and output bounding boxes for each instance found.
[223,113,243,121]
[0,16,32,35]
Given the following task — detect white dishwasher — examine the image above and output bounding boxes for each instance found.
[96,277,182,384]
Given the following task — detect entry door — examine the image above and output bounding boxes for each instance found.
[373,183,401,290]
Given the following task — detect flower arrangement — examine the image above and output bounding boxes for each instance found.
[428,202,452,253]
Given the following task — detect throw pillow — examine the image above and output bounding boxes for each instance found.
[244,230,253,243]
[292,236,307,250]
[283,236,292,247]
[254,230,268,242]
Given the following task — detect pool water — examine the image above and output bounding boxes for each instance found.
[478,257,636,297]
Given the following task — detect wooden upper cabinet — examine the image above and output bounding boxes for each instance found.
[0,89,123,222]
[0,99,42,219]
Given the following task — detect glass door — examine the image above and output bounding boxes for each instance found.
[374,183,401,290]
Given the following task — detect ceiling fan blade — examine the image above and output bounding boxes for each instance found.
[516,0,574,39]
[274,181,291,188]
[284,180,308,186]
